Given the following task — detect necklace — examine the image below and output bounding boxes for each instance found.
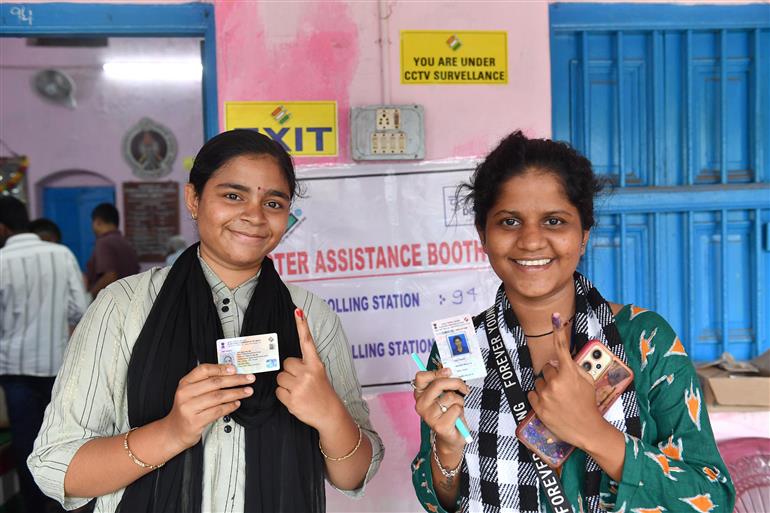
[523,314,576,338]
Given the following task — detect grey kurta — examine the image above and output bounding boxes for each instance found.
[29,258,383,512]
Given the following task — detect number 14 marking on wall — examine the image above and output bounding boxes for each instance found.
[10,6,33,25]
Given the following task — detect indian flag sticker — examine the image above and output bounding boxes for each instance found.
[271,105,291,124]
[446,35,462,51]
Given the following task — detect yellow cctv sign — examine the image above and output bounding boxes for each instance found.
[401,31,507,85]
[224,101,338,156]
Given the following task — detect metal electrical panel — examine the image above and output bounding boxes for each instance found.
[350,105,425,160]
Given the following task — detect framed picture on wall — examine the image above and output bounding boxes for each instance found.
[122,117,178,179]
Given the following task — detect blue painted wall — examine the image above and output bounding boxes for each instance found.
[551,3,770,360]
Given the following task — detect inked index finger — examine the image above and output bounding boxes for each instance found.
[551,312,573,367]
[180,363,236,385]
[294,308,321,363]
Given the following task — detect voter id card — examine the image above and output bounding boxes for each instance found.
[431,315,487,381]
[216,333,280,374]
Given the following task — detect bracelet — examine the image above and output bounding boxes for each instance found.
[319,424,362,461]
[123,428,165,470]
[431,431,463,478]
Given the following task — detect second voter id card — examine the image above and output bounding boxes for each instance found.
[216,333,280,374]
[431,315,487,381]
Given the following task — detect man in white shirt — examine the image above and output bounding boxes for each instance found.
[0,196,88,512]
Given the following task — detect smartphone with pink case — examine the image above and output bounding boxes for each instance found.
[515,339,634,468]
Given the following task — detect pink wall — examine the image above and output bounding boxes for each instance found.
[214,0,552,164]
[213,0,767,163]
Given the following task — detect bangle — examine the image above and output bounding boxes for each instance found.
[319,424,362,462]
[431,431,463,478]
[123,428,164,470]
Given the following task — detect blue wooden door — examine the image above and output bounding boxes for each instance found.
[43,186,115,270]
[550,4,770,360]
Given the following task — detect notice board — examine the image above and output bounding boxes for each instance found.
[123,181,180,261]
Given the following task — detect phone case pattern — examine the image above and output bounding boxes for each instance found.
[516,340,634,468]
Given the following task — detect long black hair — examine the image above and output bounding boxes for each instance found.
[189,129,302,199]
[459,130,604,231]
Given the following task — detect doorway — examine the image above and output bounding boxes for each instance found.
[42,185,114,269]
[1,3,217,265]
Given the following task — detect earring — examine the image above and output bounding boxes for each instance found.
[191,213,197,221]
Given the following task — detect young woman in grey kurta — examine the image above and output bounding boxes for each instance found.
[29,130,383,512]
[30,257,383,511]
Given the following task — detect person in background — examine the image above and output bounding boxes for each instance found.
[164,234,188,266]
[410,131,734,513]
[0,196,89,513]
[86,203,139,298]
[30,218,91,305]
[29,130,383,513]
[29,217,62,244]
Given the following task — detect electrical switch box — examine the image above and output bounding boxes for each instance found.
[351,104,424,160]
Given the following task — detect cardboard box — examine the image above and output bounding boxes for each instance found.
[697,366,770,408]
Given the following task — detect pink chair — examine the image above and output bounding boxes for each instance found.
[717,437,770,513]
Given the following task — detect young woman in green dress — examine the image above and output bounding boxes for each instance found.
[411,131,734,513]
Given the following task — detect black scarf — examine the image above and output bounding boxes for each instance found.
[459,272,642,513]
[121,244,325,513]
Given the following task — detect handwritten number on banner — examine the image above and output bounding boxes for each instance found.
[438,288,478,306]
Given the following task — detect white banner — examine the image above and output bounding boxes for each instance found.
[273,166,501,388]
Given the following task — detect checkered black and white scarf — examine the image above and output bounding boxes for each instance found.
[458,272,642,513]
